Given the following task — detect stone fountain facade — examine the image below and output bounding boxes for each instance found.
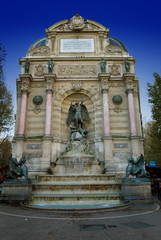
[13,14,143,177]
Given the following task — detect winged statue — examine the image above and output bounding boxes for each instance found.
[126,154,149,178]
[66,100,91,129]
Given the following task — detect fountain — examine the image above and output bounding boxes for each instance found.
[51,99,104,175]
[25,99,131,211]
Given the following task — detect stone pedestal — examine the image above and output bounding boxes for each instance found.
[121,178,153,203]
[52,154,103,175]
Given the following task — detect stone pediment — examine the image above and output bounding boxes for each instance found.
[46,14,108,33]
[104,44,123,54]
[27,45,50,56]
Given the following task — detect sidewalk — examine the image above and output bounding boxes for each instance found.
[0,197,161,240]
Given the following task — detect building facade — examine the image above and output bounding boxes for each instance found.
[13,14,143,174]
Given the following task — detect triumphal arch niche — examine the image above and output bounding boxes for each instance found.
[13,14,143,175]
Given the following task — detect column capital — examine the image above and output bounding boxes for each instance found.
[99,73,110,93]
[123,73,136,93]
[98,73,110,81]
[122,73,135,82]
[101,88,109,94]
[44,74,56,92]
[19,74,32,92]
[126,88,134,94]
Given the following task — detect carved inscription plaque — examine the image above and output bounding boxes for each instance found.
[60,39,94,52]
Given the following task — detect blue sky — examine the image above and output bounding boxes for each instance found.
[1,0,161,125]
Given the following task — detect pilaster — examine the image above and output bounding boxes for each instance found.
[44,74,56,137]
[99,73,112,166]
[18,74,32,137]
[123,73,136,136]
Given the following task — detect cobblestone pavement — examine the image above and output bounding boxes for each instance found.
[0,198,161,240]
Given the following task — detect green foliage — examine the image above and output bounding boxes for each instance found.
[0,42,14,134]
[0,42,7,81]
[144,121,161,166]
[145,73,161,166]
[0,137,11,168]
[147,72,161,138]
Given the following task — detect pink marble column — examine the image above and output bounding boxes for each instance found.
[102,89,110,136]
[18,90,28,135]
[127,89,136,135]
[45,90,52,136]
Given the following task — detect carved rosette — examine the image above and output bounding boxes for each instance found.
[71,81,83,91]
[35,64,45,76]
[108,64,121,76]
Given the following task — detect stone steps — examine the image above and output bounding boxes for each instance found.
[28,174,124,209]
[35,174,118,182]
[32,182,121,194]
[30,192,121,205]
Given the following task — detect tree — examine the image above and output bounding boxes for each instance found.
[147,72,161,139]
[145,72,161,166]
[144,121,161,166]
[0,137,12,168]
[0,42,14,134]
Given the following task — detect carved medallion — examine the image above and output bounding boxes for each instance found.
[33,96,43,105]
[112,95,123,105]
[35,64,45,76]
[109,64,121,76]
[69,14,85,30]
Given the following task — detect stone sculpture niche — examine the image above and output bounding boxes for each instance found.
[52,99,104,175]
[65,99,91,155]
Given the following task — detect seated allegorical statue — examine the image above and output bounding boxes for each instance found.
[126,154,149,179]
[5,155,29,183]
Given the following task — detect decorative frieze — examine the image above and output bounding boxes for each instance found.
[57,65,97,76]
[31,83,46,88]
[108,83,125,88]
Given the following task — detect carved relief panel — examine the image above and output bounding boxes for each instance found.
[57,64,97,76]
